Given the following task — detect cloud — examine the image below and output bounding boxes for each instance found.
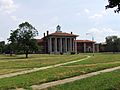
[0,0,19,22]
[76,12,81,16]
[76,9,90,16]
[88,28,118,35]
[89,14,103,19]
[87,27,120,42]
[0,37,4,41]
[50,16,59,24]
[0,0,17,14]
[84,9,90,14]
[89,11,107,20]
[10,15,17,21]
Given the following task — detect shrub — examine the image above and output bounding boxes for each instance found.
[60,52,63,55]
[71,52,76,55]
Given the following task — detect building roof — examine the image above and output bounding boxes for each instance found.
[75,40,95,43]
[48,32,79,37]
[36,39,43,43]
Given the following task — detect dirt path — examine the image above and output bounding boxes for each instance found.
[31,66,120,90]
[0,55,90,79]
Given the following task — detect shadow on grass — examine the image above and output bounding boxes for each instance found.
[0,57,28,60]
[0,54,31,60]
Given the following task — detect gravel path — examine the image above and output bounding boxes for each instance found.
[31,66,120,90]
[0,55,90,79]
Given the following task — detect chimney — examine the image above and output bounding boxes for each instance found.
[47,31,49,36]
[71,32,73,34]
[44,33,45,37]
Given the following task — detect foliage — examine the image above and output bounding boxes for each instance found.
[0,41,5,54]
[106,0,120,13]
[70,51,76,55]
[105,36,120,53]
[8,22,39,58]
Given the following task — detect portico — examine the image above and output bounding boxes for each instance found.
[45,25,78,54]
[47,37,77,54]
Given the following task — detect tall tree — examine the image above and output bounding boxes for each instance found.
[8,22,39,58]
[106,0,120,13]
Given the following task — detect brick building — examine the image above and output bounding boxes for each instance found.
[37,25,99,54]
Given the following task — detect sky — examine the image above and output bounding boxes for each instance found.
[0,0,120,43]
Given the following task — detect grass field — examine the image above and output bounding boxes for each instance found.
[48,69,120,90]
[0,53,120,89]
[0,54,86,75]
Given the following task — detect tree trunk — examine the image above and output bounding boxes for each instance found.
[26,53,28,58]
[25,51,28,58]
[10,53,12,56]
[10,51,12,56]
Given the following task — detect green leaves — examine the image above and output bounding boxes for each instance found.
[105,36,120,52]
[8,22,39,58]
[106,0,120,13]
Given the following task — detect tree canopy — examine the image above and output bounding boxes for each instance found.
[8,22,39,58]
[106,0,120,13]
[0,41,5,54]
[105,36,120,53]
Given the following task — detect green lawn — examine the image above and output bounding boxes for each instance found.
[0,54,86,75]
[0,53,120,89]
[48,69,120,90]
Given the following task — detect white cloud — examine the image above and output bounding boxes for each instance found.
[76,12,81,16]
[50,16,59,24]
[10,15,17,21]
[89,13,103,19]
[0,0,17,14]
[76,9,90,16]
[84,9,90,14]
[89,10,107,20]
[0,0,19,22]
[0,37,4,41]
[87,27,120,42]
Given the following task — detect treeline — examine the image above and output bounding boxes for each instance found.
[105,36,120,53]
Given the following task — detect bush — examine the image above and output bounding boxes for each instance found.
[60,52,63,55]
[71,52,76,55]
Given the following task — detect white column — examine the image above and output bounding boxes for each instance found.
[97,44,99,52]
[93,43,95,53]
[70,38,72,52]
[49,37,52,53]
[84,43,86,53]
[73,38,75,52]
[75,41,77,53]
[60,38,62,53]
[55,38,57,53]
[47,38,49,53]
[65,38,67,52]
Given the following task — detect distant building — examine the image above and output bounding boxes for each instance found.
[37,25,99,54]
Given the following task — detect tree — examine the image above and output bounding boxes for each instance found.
[105,36,120,53]
[0,41,5,54]
[106,0,120,13]
[8,29,19,56]
[8,22,39,58]
[3,43,12,55]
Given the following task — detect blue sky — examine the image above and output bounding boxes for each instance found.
[0,0,120,43]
